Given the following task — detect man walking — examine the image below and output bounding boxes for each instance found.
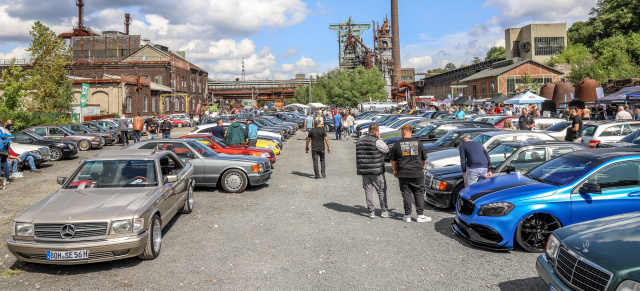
[225,117,245,145]
[306,120,331,179]
[518,108,535,130]
[333,111,342,140]
[389,124,430,223]
[455,107,465,120]
[356,124,392,219]
[117,116,129,146]
[247,118,258,147]
[132,112,144,143]
[147,117,158,140]
[616,106,633,120]
[160,118,172,138]
[304,112,314,137]
[209,119,226,139]
[565,107,583,142]
[459,136,491,187]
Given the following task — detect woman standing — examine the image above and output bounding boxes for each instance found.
[341,114,349,140]
[347,112,355,138]
[502,119,515,131]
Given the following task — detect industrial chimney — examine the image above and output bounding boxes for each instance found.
[125,13,131,35]
[391,0,401,87]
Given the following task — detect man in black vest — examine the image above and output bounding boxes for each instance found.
[356,123,392,219]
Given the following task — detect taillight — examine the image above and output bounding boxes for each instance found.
[588,140,601,149]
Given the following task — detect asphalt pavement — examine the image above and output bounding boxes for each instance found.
[0,128,547,290]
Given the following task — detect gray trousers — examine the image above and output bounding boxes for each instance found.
[465,167,488,186]
[362,174,388,212]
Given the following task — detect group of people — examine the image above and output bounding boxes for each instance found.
[207,117,258,146]
[0,120,41,187]
[116,113,178,146]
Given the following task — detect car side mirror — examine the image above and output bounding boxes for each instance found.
[504,165,516,173]
[428,133,436,138]
[57,177,67,185]
[454,142,460,148]
[64,133,69,137]
[185,153,195,159]
[579,183,602,194]
[165,175,178,183]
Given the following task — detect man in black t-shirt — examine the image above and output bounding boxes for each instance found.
[389,124,430,223]
[518,108,535,130]
[565,107,583,142]
[209,119,226,139]
[305,120,331,179]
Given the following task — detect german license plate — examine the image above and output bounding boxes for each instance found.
[46,250,89,260]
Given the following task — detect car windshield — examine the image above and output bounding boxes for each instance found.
[582,125,596,137]
[413,121,432,132]
[472,134,493,144]
[418,124,437,136]
[60,127,77,135]
[620,130,640,144]
[491,117,508,125]
[20,131,46,141]
[211,136,229,147]
[488,144,519,168]
[85,123,106,131]
[526,154,601,186]
[546,122,571,132]
[434,131,460,146]
[66,160,158,189]
[187,141,217,158]
[78,125,94,132]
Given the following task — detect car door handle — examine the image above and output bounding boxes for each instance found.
[628,191,640,197]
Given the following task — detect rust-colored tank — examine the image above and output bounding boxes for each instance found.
[540,82,555,99]
[552,81,575,105]
[576,78,599,102]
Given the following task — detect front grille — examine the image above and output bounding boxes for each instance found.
[555,246,612,291]
[29,251,115,261]
[424,173,433,189]
[38,148,51,157]
[34,222,108,240]
[457,197,476,216]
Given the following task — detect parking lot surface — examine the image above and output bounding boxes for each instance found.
[0,128,546,290]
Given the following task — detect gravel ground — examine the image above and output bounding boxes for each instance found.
[0,128,546,290]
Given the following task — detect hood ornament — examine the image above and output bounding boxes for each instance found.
[582,240,590,253]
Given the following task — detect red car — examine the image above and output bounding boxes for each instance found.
[180,134,276,164]
[156,116,189,127]
[491,116,519,128]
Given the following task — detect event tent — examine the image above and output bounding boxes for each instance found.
[504,91,548,104]
[283,103,309,109]
[599,86,640,103]
[308,103,328,108]
[489,93,509,103]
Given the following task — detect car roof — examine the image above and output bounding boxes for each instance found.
[91,149,159,160]
[479,131,549,136]
[585,120,640,125]
[502,141,585,148]
[567,148,640,162]
[451,128,499,133]
[432,120,491,125]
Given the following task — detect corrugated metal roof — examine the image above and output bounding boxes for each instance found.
[460,59,563,83]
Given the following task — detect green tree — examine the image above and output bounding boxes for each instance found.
[567,0,640,47]
[444,62,456,72]
[518,71,543,94]
[25,21,73,112]
[485,46,506,60]
[546,44,592,66]
[427,68,445,74]
[293,76,328,105]
[0,60,28,111]
[472,57,482,64]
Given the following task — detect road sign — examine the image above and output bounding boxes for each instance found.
[80,83,89,108]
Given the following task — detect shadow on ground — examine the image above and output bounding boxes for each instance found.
[497,277,546,291]
[291,171,316,179]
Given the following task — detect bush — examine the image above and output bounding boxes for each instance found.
[0,104,71,131]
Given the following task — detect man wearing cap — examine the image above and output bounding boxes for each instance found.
[247,118,258,147]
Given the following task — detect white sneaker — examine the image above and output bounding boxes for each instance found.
[416,215,432,222]
[369,211,375,219]
[403,215,411,222]
[381,211,394,218]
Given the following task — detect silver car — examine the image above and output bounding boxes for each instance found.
[7,150,194,264]
[581,121,640,148]
[127,139,272,193]
[425,131,557,171]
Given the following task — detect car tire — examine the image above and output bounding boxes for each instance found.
[515,213,561,253]
[139,214,162,260]
[220,169,248,193]
[179,182,194,214]
[450,184,464,209]
[177,123,183,128]
[50,147,63,161]
[78,140,91,151]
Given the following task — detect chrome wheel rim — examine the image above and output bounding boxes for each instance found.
[152,219,161,253]
[79,141,90,150]
[188,185,194,209]
[224,173,244,191]
[51,149,61,160]
[520,213,560,250]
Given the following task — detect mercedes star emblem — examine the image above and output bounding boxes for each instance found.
[582,240,590,253]
[60,224,76,239]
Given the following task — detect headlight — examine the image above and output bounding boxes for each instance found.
[111,219,132,234]
[477,202,515,216]
[425,162,434,170]
[431,178,447,190]
[14,222,33,236]
[545,234,561,262]
[260,152,270,158]
[617,280,640,291]
[267,145,276,150]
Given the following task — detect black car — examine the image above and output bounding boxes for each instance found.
[422,128,500,154]
[385,121,494,147]
[62,123,117,145]
[81,121,122,143]
[12,131,78,161]
[424,141,588,209]
[323,116,336,132]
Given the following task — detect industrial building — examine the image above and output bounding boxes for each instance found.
[207,77,312,111]
[505,23,567,64]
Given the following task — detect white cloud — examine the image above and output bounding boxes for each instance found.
[0,46,29,60]
[484,0,597,26]
[280,47,298,58]
[404,56,434,70]
[280,56,318,72]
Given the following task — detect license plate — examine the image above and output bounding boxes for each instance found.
[46,250,89,260]
[549,284,558,291]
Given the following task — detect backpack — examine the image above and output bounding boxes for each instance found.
[0,132,14,152]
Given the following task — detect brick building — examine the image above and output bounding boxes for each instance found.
[459,58,563,99]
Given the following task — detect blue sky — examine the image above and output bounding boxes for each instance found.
[0,0,596,80]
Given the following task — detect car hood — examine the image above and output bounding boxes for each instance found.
[460,173,558,204]
[603,142,635,148]
[384,136,402,144]
[428,148,459,160]
[16,188,157,223]
[555,212,640,273]
[430,165,464,179]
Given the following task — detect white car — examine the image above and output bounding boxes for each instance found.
[377,117,424,134]
[189,123,282,141]
[581,120,640,148]
[10,143,51,169]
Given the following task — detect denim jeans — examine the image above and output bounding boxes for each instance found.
[11,152,40,172]
[335,126,342,140]
[148,133,157,140]
[133,130,142,143]
[348,126,354,134]
[162,133,171,138]
[0,154,9,180]
[464,167,488,186]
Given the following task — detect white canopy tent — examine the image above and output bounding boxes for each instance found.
[283,103,309,109]
[308,103,328,108]
[504,91,548,104]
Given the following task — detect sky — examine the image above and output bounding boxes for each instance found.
[0,0,598,81]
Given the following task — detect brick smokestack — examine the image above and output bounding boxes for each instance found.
[391,0,401,86]
[125,13,131,35]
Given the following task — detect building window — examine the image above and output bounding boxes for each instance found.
[125,95,132,113]
[507,77,553,96]
[152,97,156,112]
[174,97,179,112]
[481,82,486,96]
[534,37,564,56]
[512,41,520,58]
[143,95,148,112]
[491,79,496,93]
[155,76,162,85]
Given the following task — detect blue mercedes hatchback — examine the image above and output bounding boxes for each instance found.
[452,149,640,252]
